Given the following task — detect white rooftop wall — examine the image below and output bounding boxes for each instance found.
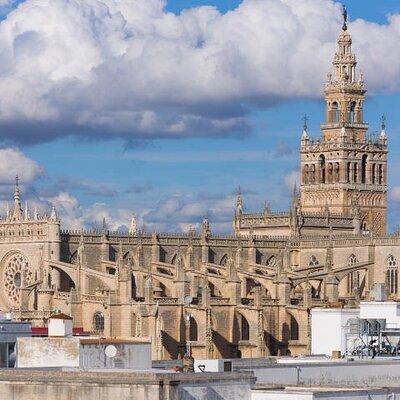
[311,308,359,356]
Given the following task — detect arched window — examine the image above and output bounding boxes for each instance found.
[386,255,398,295]
[350,101,356,123]
[93,312,105,334]
[189,316,198,341]
[372,163,376,184]
[378,165,383,185]
[220,254,228,266]
[348,254,358,266]
[353,162,358,183]
[332,102,340,123]
[347,162,351,183]
[334,163,340,183]
[266,256,277,267]
[310,164,315,184]
[131,275,137,299]
[347,254,359,294]
[319,155,326,184]
[303,164,309,184]
[239,314,250,341]
[361,155,367,184]
[309,255,319,268]
[290,315,299,340]
[327,163,333,183]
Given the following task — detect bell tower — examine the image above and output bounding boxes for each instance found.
[300,8,388,235]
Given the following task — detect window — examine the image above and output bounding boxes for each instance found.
[361,155,367,184]
[332,102,340,123]
[189,316,198,341]
[353,162,358,183]
[350,102,356,123]
[386,255,398,295]
[309,255,319,268]
[347,254,359,294]
[93,312,105,334]
[266,256,277,267]
[319,155,326,184]
[239,314,250,341]
[220,254,228,266]
[378,165,383,185]
[290,315,299,341]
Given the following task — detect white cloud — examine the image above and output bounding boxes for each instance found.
[390,187,400,202]
[0,147,42,184]
[0,0,398,143]
[284,170,300,191]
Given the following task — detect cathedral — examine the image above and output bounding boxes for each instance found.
[0,18,396,360]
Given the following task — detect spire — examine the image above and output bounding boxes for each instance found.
[129,214,138,236]
[202,215,211,238]
[24,200,30,221]
[342,4,348,31]
[236,186,243,215]
[50,205,58,221]
[101,217,107,234]
[12,175,23,221]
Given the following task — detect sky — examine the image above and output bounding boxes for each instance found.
[0,0,400,234]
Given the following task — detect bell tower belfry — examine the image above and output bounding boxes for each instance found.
[300,8,388,235]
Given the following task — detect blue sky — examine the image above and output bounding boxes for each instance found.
[1,0,400,233]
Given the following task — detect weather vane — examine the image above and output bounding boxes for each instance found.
[342,4,348,31]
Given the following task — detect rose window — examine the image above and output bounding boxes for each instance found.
[3,253,33,305]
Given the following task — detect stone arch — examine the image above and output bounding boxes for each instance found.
[51,267,75,292]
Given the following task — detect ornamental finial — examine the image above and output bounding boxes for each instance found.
[303,115,308,132]
[381,115,386,131]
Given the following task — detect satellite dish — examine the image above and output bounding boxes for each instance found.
[104,345,117,358]
[184,295,193,305]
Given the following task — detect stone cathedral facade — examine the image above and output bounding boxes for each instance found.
[0,23,397,360]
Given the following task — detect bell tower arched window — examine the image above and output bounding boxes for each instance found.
[350,101,356,123]
[319,155,326,184]
[332,102,340,123]
[361,154,367,184]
